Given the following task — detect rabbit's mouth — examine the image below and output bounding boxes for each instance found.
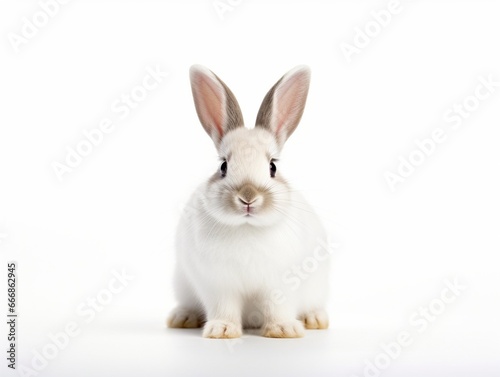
[239,198,257,216]
[211,182,281,226]
[237,194,267,218]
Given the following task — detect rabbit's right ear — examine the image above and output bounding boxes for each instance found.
[190,65,244,147]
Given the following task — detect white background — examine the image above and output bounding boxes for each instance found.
[1,0,500,376]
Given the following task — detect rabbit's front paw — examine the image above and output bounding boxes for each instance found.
[203,320,242,339]
[263,320,305,338]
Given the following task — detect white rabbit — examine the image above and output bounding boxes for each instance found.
[167,65,330,338]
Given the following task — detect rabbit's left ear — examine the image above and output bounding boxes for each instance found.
[255,66,310,148]
[190,65,244,148]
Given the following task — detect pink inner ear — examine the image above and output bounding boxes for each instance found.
[273,71,309,137]
[193,73,225,138]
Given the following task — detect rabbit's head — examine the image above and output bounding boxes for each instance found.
[190,65,310,227]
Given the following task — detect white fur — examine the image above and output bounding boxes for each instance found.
[168,66,329,338]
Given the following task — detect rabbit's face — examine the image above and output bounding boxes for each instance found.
[201,127,290,227]
[190,64,310,227]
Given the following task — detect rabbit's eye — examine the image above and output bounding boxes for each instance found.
[270,161,277,178]
[220,161,227,177]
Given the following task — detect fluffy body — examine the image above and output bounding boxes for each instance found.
[167,65,330,338]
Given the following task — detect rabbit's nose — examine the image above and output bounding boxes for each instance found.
[237,184,259,204]
[238,198,255,206]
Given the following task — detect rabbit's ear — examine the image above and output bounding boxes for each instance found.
[255,66,310,147]
[190,65,244,147]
